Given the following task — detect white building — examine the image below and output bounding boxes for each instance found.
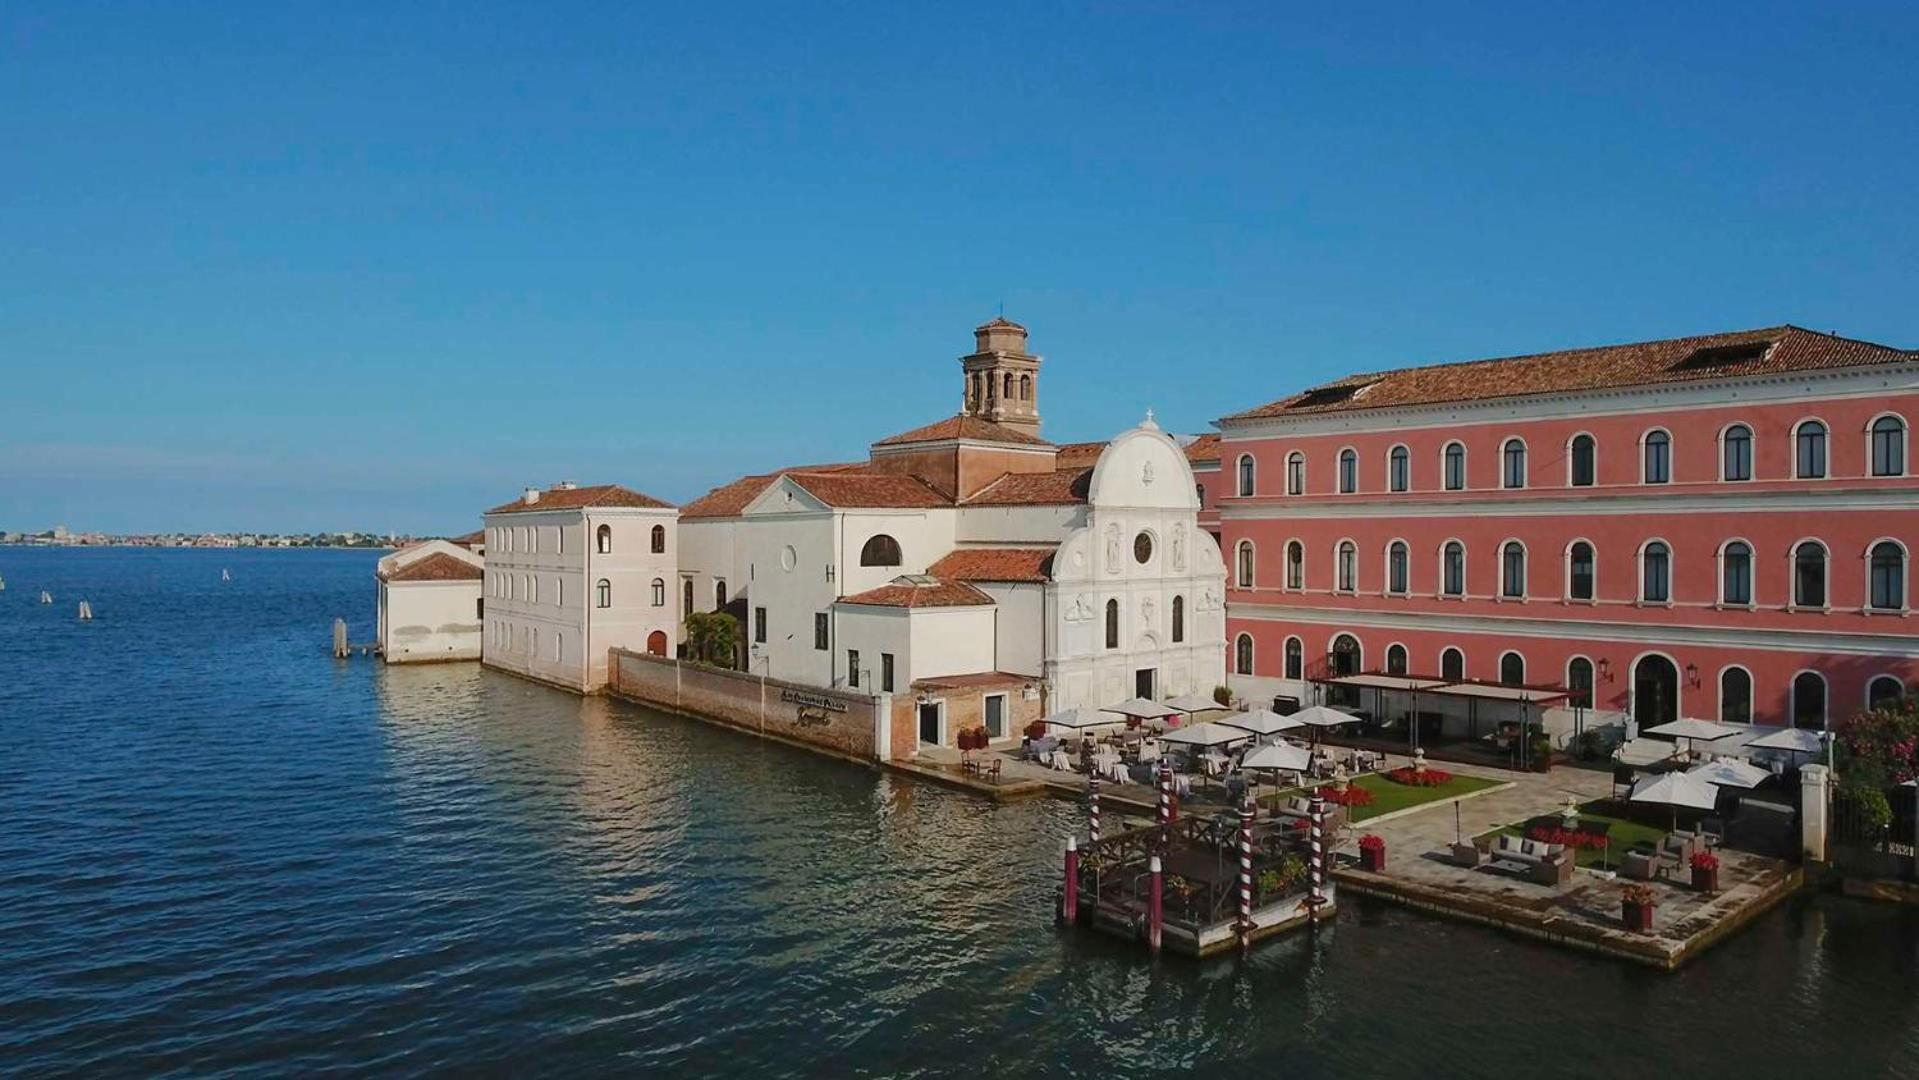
[375,539,485,663]
[481,482,679,693]
[676,318,1226,752]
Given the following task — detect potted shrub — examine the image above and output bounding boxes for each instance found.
[1691,850,1721,893]
[1529,734,1554,772]
[1621,883,1656,932]
[1213,684,1233,706]
[1358,833,1386,872]
[1024,719,1048,742]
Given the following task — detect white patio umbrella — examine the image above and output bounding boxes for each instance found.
[1041,705,1112,731]
[1162,692,1222,716]
[1102,697,1176,721]
[1631,771,1720,832]
[1219,708,1305,739]
[1688,758,1771,790]
[1746,726,1827,769]
[1643,717,1740,758]
[1159,721,1256,748]
[1241,740,1313,773]
[1290,704,1359,747]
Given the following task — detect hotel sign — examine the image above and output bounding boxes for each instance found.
[779,688,849,713]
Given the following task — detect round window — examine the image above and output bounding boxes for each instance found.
[780,545,797,572]
[1133,531,1154,564]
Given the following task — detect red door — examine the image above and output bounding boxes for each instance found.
[646,631,668,656]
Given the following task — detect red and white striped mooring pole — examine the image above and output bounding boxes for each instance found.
[1062,835,1079,926]
[1157,758,1173,832]
[1088,771,1102,844]
[1308,790,1327,925]
[1238,793,1255,949]
[1147,854,1164,954]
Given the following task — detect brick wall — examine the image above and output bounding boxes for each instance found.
[609,648,883,762]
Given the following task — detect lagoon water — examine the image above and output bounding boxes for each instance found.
[3,547,1919,1077]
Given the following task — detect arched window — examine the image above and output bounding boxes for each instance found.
[651,578,666,606]
[556,527,565,555]
[1793,541,1827,607]
[1336,540,1357,592]
[1642,430,1671,484]
[1105,599,1119,650]
[1387,540,1409,595]
[1792,672,1826,730]
[596,524,612,554]
[1869,675,1906,711]
[1285,540,1304,590]
[1570,433,1595,487]
[1171,595,1185,643]
[596,579,611,608]
[1499,651,1525,686]
[1501,541,1526,599]
[860,534,903,567]
[683,579,694,618]
[1871,541,1905,610]
[1386,643,1408,675]
[1721,667,1752,725]
[1286,452,1305,496]
[1235,633,1254,675]
[1330,634,1361,677]
[1568,658,1595,708]
[1338,448,1358,494]
[1568,541,1595,601]
[1501,438,1527,489]
[1195,483,1205,505]
[1020,373,1032,401]
[1443,442,1466,491]
[1003,372,1014,400]
[1442,540,1465,597]
[1236,541,1256,588]
[651,524,666,554]
[1723,424,1753,481]
[1796,420,1827,479]
[1284,636,1302,679]
[1389,445,1409,492]
[1237,454,1256,497]
[715,579,728,608]
[1872,416,1907,476]
[1721,541,1753,606]
[1642,541,1671,603]
[1440,647,1464,681]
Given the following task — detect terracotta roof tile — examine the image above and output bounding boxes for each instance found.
[1052,440,1107,469]
[1225,326,1914,420]
[963,467,1092,506]
[786,472,951,509]
[837,577,995,608]
[912,671,1034,691]
[448,530,485,548]
[486,483,673,515]
[1183,433,1221,463]
[681,462,872,520]
[926,547,1056,583]
[379,552,483,583]
[873,414,1052,447]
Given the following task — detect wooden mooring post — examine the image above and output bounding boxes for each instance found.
[332,618,349,659]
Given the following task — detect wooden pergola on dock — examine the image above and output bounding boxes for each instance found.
[1059,774,1336,958]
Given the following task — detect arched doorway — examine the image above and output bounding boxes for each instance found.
[1632,655,1678,733]
[646,631,668,656]
[1328,634,1362,708]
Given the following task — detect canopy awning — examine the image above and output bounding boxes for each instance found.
[1310,673,1572,706]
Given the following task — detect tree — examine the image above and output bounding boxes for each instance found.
[684,611,740,669]
[1834,698,1919,830]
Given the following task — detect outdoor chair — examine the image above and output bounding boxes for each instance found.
[1699,818,1726,849]
[1658,832,1695,866]
[1450,842,1482,868]
[1612,765,1635,800]
[1620,850,1659,881]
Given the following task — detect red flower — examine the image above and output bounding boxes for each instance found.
[1358,833,1385,853]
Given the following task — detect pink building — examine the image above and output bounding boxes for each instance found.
[1215,325,1918,745]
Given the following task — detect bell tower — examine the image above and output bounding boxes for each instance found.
[960,317,1042,438]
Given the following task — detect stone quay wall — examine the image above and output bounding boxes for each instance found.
[608,648,890,763]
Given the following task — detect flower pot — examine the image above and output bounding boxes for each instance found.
[1360,847,1386,873]
[1692,866,1719,893]
[1622,900,1655,932]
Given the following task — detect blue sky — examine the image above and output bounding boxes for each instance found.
[3,3,1915,535]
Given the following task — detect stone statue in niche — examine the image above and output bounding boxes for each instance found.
[1065,594,1094,622]
[1198,585,1221,611]
[1142,460,1156,486]
[1141,596,1156,625]
[1104,523,1122,572]
[1171,524,1186,572]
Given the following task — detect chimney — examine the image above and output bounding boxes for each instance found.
[522,487,541,505]
[554,480,577,491]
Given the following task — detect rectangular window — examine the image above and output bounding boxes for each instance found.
[814,612,829,650]
[848,649,860,688]
[984,694,1006,739]
[476,598,484,619]
[881,653,894,693]
[754,606,767,644]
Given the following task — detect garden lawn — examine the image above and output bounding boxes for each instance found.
[1347,772,1504,822]
[1479,802,1670,869]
